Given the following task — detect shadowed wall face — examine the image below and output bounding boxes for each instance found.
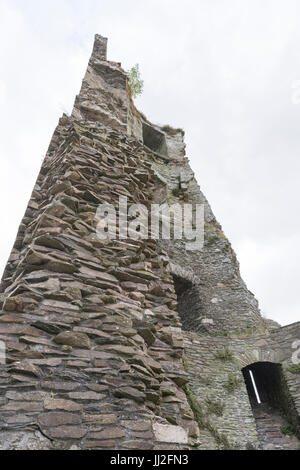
[172,275,205,332]
[142,123,168,157]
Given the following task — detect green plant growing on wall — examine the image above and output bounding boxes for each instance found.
[281,424,294,436]
[287,364,300,374]
[101,295,117,305]
[161,125,185,136]
[183,384,205,427]
[205,234,219,246]
[183,384,232,449]
[246,441,258,450]
[223,373,242,394]
[127,64,144,99]
[205,398,225,416]
[214,349,234,362]
[182,354,189,372]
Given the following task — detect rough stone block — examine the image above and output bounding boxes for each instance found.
[153,423,188,444]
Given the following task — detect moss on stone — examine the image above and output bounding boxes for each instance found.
[214,349,234,362]
[183,384,205,428]
[161,125,185,136]
[287,364,300,374]
[223,373,242,394]
[205,398,225,417]
[182,354,189,372]
[281,424,295,436]
[205,234,219,246]
[183,384,232,449]
[101,295,117,305]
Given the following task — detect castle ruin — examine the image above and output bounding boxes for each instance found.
[0,35,299,450]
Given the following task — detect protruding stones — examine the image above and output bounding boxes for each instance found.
[44,398,83,412]
[53,331,91,350]
[114,386,146,403]
[3,296,23,313]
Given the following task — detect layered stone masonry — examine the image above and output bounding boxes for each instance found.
[0,33,299,450]
[183,322,300,449]
[0,116,203,450]
[152,157,267,335]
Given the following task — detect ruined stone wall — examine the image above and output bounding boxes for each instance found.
[152,156,267,335]
[183,322,300,449]
[0,115,203,450]
[183,333,260,449]
[71,35,268,338]
[0,34,299,451]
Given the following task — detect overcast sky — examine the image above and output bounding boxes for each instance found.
[0,0,299,326]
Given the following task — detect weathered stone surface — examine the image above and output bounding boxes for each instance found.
[38,412,81,428]
[1,402,43,412]
[137,327,156,346]
[114,387,146,403]
[44,398,83,412]
[6,391,46,401]
[0,430,54,450]
[0,324,25,334]
[53,331,91,349]
[41,382,80,392]
[87,428,125,440]
[120,440,152,450]
[153,423,188,444]
[68,391,106,401]
[46,260,77,274]
[83,414,117,425]
[3,296,23,312]
[120,420,151,432]
[48,426,86,440]
[83,440,116,449]
[9,361,42,377]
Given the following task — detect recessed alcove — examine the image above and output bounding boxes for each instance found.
[172,274,203,331]
[142,122,168,157]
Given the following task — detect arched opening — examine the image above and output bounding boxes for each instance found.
[242,362,300,448]
[242,362,282,409]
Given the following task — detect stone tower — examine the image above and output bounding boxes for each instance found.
[0,35,299,450]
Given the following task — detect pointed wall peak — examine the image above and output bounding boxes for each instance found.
[91,34,108,61]
[72,34,187,160]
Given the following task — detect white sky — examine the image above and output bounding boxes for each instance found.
[0,0,299,326]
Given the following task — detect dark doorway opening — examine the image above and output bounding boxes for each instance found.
[242,362,300,441]
[242,362,282,409]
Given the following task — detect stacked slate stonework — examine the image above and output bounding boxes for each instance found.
[0,35,299,450]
